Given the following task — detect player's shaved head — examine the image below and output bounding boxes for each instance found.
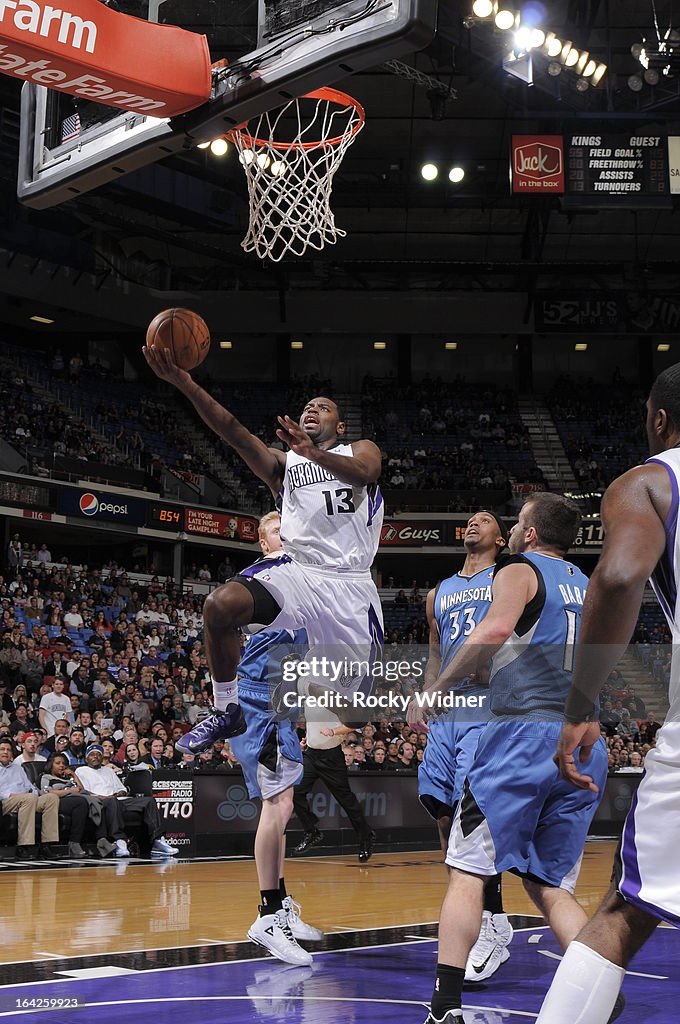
[648,363,680,453]
[305,395,344,422]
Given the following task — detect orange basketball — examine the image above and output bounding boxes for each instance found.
[146,308,211,371]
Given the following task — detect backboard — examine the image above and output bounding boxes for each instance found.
[17,0,437,208]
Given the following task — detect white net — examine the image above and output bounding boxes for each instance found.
[228,88,365,262]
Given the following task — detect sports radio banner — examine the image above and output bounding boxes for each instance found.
[0,0,211,116]
[151,771,195,856]
[511,135,565,194]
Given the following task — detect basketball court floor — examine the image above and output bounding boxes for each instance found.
[0,842,675,1022]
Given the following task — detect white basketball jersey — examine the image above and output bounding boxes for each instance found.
[647,449,680,707]
[280,444,383,572]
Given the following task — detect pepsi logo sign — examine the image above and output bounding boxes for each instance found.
[78,492,129,517]
[79,492,98,516]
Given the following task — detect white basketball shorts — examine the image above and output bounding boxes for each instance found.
[239,554,384,696]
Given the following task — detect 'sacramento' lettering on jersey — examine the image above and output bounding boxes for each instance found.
[439,585,492,613]
[287,461,336,493]
[280,443,383,572]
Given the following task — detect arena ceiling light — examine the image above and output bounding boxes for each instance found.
[574,343,588,351]
[30,315,54,324]
[515,26,545,50]
[495,6,516,31]
[658,343,671,352]
[219,341,233,349]
[290,341,304,349]
[373,341,388,350]
[590,63,607,85]
[421,162,438,181]
[468,5,607,88]
[445,342,458,350]
[544,32,563,58]
[210,138,229,156]
[196,141,211,149]
[449,166,465,183]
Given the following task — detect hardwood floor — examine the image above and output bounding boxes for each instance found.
[0,840,618,963]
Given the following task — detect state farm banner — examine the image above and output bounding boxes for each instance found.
[511,135,565,194]
[0,0,211,116]
[184,507,259,542]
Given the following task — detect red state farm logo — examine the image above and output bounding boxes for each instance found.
[79,492,98,516]
[514,142,562,180]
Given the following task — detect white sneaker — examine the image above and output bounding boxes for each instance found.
[283,896,324,942]
[464,910,509,982]
[492,912,514,948]
[114,839,130,858]
[248,909,313,966]
[151,838,179,857]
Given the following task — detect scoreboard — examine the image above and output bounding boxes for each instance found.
[566,133,668,198]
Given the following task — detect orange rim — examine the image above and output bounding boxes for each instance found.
[226,87,365,153]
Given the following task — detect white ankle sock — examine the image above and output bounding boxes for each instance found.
[212,679,239,711]
[536,941,625,1023]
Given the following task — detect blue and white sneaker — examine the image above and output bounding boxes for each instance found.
[175,703,246,754]
[151,838,179,857]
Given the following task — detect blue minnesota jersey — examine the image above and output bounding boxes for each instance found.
[490,552,588,718]
[435,566,495,689]
[239,627,308,690]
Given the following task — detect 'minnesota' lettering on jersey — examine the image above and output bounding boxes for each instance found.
[435,568,495,686]
[439,585,492,612]
[287,462,336,493]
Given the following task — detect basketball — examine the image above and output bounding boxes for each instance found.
[145,308,211,371]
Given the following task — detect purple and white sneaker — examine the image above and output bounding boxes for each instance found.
[175,703,246,754]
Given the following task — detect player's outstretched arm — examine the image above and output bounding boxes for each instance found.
[559,464,668,741]
[276,416,381,487]
[144,344,285,493]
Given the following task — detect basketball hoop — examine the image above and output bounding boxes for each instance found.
[227,87,365,262]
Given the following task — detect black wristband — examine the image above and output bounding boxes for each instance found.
[563,711,597,724]
[563,687,597,723]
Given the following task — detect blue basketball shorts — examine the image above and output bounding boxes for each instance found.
[418,711,488,819]
[446,717,608,891]
[228,677,303,800]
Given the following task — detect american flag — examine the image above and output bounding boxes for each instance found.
[60,112,81,143]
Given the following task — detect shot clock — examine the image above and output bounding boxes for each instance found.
[149,505,184,530]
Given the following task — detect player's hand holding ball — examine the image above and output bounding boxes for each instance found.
[143,308,211,390]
